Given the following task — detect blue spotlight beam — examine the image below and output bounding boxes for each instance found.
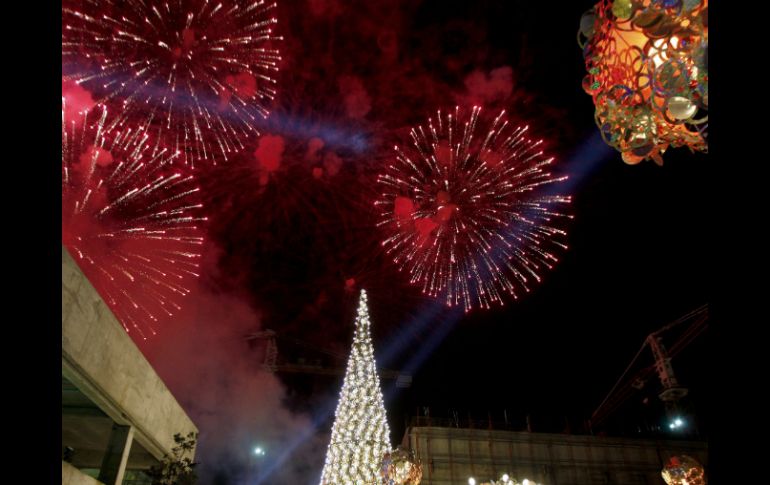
[254,132,615,484]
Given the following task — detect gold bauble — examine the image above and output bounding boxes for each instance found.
[661,455,706,485]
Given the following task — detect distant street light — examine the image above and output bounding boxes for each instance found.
[669,417,686,430]
[253,446,266,456]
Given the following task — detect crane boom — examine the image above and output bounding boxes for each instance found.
[590,304,707,427]
[647,334,688,403]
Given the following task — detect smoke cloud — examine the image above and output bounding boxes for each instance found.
[142,245,327,484]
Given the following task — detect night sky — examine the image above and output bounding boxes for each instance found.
[62,0,709,483]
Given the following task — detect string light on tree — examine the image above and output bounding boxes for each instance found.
[62,0,283,167]
[376,106,571,312]
[319,290,392,485]
[62,101,206,339]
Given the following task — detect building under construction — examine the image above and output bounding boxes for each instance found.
[400,417,706,485]
[399,306,708,485]
[249,301,708,485]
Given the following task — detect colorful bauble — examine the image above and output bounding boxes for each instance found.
[661,455,706,485]
[382,448,422,485]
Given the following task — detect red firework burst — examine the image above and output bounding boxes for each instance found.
[62,102,207,339]
[376,106,572,312]
[62,0,282,167]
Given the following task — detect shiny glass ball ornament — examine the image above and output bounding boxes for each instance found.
[661,455,706,485]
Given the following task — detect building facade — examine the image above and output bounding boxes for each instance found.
[401,421,707,485]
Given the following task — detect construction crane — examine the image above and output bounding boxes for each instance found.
[590,304,708,431]
[245,329,413,388]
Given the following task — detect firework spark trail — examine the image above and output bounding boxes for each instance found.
[376,106,572,312]
[62,102,207,339]
[62,0,282,167]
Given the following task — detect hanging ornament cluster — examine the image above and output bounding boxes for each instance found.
[661,455,707,485]
[381,448,422,485]
[578,0,708,165]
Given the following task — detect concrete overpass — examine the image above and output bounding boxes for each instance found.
[62,246,198,485]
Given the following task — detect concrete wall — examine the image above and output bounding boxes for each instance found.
[62,246,198,461]
[405,426,707,485]
[62,461,103,485]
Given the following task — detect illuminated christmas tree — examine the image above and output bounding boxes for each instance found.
[320,289,392,485]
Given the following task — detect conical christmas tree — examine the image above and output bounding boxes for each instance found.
[320,289,392,485]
